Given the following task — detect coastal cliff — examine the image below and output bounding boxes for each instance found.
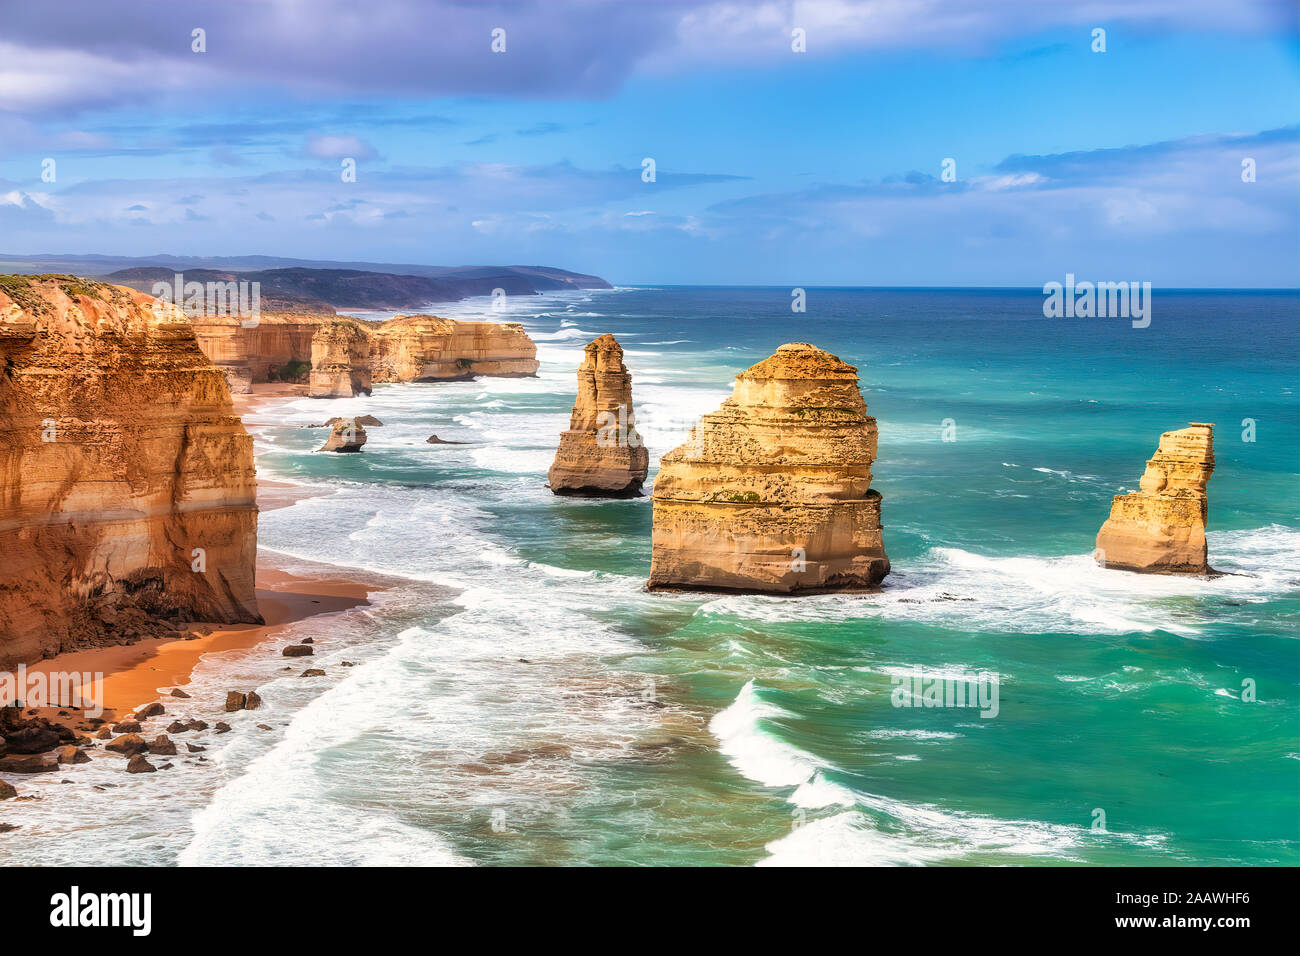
[308,319,372,398]
[1095,423,1216,574]
[370,315,539,382]
[0,276,260,667]
[548,334,648,497]
[648,343,889,593]
[190,312,538,395]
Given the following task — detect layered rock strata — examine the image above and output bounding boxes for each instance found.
[189,312,538,394]
[308,319,372,398]
[548,334,649,497]
[1095,423,1216,574]
[369,315,539,381]
[0,276,261,667]
[648,343,889,593]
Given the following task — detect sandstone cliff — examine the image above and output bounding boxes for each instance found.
[370,315,539,382]
[1095,423,1216,574]
[548,334,649,497]
[190,312,538,393]
[648,343,889,593]
[308,319,372,398]
[0,276,261,667]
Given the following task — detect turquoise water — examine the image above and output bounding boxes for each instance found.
[9,286,1291,866]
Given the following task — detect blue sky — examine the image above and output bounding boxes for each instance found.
[1,0,1296,285]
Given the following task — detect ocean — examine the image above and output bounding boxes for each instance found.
[4,286,1297,865]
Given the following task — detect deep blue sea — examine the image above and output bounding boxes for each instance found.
[5,286,1297,865]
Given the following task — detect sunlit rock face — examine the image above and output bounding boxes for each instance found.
[649,342,890,594]
[548,334,648,498]
[0,276,260,667]
[369,315,539,382]
[1095,423,1216,574]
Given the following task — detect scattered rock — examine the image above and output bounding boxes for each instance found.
[0,823,20,833]
[224,691,247,712]
[426,434,469,444]
[300,637,314,644]
[94,726,113,740]
[148,735,177,756]
[135,702,166,719]
[340,661,356,667]
[282,645,313,657]
[2,724,61,754]
[56,745,90,765]
[0,781,17,799]
[126,754,156,774]
[165,720,188,734]
[244,691,262,710]
[111,720,142,734]
[169,688,191,699]
[104,734,147,756]
[186,743,206,753]
[214,722,231,734]
[256,723,272,731]
[186,719,209,732]
[300,669,326,677]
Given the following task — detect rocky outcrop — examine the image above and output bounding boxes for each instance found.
[548,334,648,497]
[308,319,372,398]
[317,418,367,453]
[1095,423,1216,574]
[648,343,889,594]
[0,276,261,668]
[370,315,539,381]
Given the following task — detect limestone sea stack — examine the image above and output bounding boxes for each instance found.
[0,276,261,667]
[308,319,372,398]
[1095,423,1216,574]
[317,418,368,453]
[648,343,889,593]
[548,334,649,497]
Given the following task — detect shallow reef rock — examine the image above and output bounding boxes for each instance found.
[317,418,367,453]
[369,315,539,382]
[0,275,261,668]
[548,334,649,497]
[308,319,372,398]
[648,342,890,594]
[1095,423,1216,574]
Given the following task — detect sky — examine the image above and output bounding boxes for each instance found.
[1,0,1297,286]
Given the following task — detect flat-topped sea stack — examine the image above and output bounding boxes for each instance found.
[648,343,889,594]
[548,334,649,497]
[0,276,260,666]
[370,315,539,382]
[1095,423,1216,574]
[308,319,372,398]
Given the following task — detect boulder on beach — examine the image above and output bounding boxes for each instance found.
[148,735,177,756]
[56,745,90,765]
[426,434,469,444]
[282,644,313,657]
[126,754,156,774]
[135,702,166,719]
[105,733,147,756]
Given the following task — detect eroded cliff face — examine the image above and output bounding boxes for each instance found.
[0,276,260,667]
[308,319,372,398]
[1095,423,1216,574]
[191,312,538,394]
[648,343,889,594]
[548,334,648,497]
[370,315,539,382]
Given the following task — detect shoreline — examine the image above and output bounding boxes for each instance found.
[17,383,378,721]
